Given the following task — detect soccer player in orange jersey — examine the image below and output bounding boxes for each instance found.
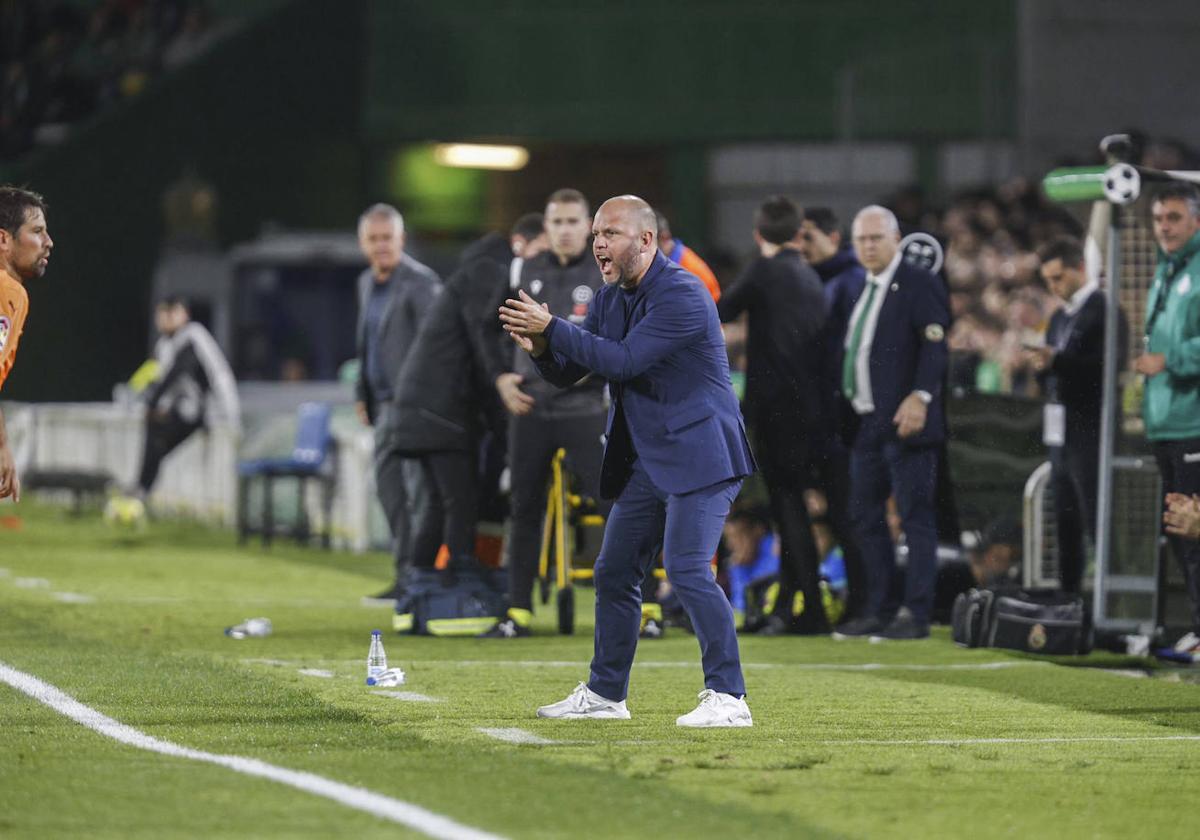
[0,186,53,502]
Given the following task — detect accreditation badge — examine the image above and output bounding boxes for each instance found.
[1043,403,1065,447]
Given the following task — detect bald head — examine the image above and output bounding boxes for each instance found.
[592,195,658,288]
[851,204,901,274]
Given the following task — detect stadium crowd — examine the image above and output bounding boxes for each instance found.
[1,0,227,157]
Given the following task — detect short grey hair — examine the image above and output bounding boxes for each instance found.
[853,204,900,235]
[358,203,404,236]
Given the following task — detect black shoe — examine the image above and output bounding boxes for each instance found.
[362,583,406,606]
[756,613,832,637]
[479,618,531,638]
[869,609,930,641]
[832,615,886,639]
[639,618,665,639]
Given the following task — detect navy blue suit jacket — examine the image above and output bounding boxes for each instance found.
[842,261,950,449]
[533,251,756,499]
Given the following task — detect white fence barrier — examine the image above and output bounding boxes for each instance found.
[4,401,383,553]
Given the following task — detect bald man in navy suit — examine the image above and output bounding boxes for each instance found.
[500,195,757,728]
[834,205,950,641]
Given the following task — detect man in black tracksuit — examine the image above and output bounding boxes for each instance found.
[718,196,830,634]
[482,189,607,638]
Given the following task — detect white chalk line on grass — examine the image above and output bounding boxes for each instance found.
[372,690,442,703]
[822,734,1200,747]
[0,661,505,840]
[415,660,1047,672]
[477,728,558,745]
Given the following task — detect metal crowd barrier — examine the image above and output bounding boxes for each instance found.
[1023,455,1161,632]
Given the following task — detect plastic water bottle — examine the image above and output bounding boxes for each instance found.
[366,630,387,684]
[224,617,272,639]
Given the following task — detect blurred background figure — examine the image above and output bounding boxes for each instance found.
[482,189,606,639]
[1027,235,1127,594]
[799,206,869,624]
[1134,184,1200,652]
[383,214,548,574]
[838,206,949,641]
[136,296,238,499]
[718,195,830,635]
[656,210,721,301]
[354,203,442,603]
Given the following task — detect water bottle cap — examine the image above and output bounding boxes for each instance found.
[372,629,381,636]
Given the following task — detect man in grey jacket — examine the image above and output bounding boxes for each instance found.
[355,203,442,602]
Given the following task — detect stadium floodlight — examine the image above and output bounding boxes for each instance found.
[433,143,530,170]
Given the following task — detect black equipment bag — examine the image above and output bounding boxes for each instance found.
[393,567,507,636]
[952,587,1092,655]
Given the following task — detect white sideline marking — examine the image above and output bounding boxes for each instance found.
[0,567,10,576]
[0,661,505,840]
[14,577,50,589]
[297,668,335,679]
[52,592,96,604]
[242,658,294,667]
[373,691,441,703]
[825,734,1200,746]
[419,660,1045,672]
[477,728,557,745]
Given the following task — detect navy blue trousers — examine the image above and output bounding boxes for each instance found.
[849,441,939,625]
[587,460,745,701]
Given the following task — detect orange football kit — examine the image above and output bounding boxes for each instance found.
[0,268,29,391]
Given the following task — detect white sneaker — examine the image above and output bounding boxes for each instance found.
[676,689,753,728]
[536,682,630,719]
[1174,631,1200,653]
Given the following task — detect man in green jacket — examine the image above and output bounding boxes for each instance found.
[1134,182,1200,651]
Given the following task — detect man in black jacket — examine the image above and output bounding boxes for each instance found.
[718,196,830,634]
[354,203,442,601]
[482,189,607,638]
[385,217,546,572]
[1028,236,1127,593]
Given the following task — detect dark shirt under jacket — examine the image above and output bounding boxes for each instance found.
[354,253,442,422]
[1042,287,1128,438]
[716,247,827,433]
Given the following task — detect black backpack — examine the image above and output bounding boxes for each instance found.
[952,587,1093,655]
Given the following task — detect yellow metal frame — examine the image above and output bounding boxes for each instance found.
[535,448,663,596]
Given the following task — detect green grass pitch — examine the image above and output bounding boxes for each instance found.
[0,502,1197,838]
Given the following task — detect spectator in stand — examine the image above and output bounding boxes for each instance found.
[1027,235,1127,594]
[656,211,721,301]
[1134,183,1200,654]
[717,196,829,635]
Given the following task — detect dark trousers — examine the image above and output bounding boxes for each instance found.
[416,449,478,561]
[1050,428,1099,594]
[589,459,744,701]
[849,440,939,625]
[506,409,607,611]
[138,411,202,493]
[812,440,867,622]
[374,410,437,580]
[754,416,828,631]
[1153,437,1200,632]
